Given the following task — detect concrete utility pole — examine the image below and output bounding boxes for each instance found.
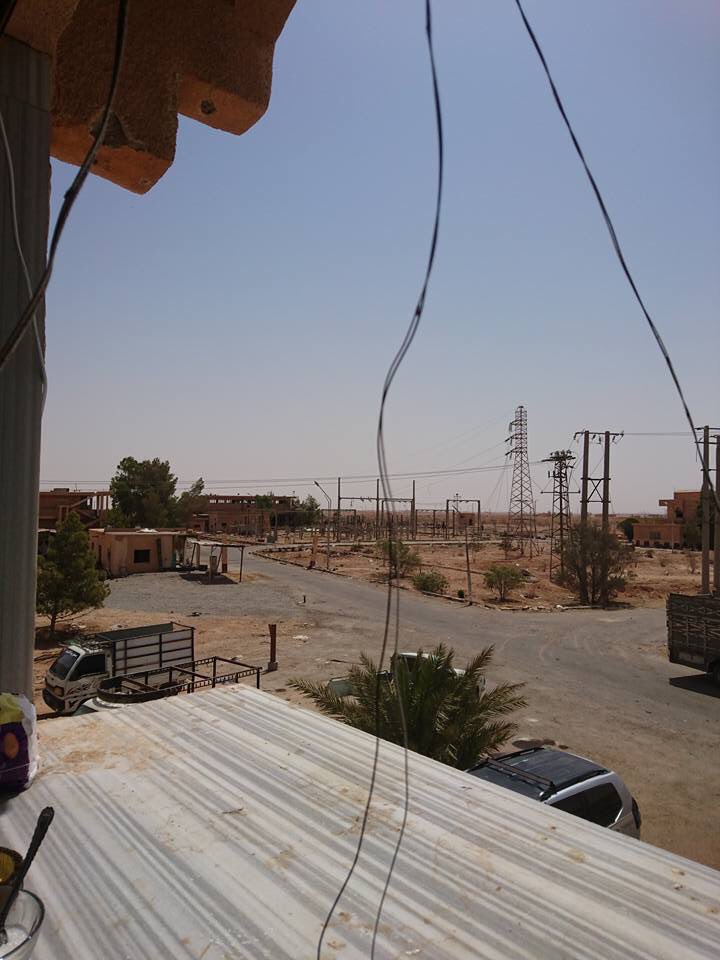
[715,436,720,597]
[574,429,622,606]
[0,38,50,699]
[701,427,710,594]
[575,430,623,523]
[314,481,331,571]
[580,430,590,527]
[411,480,416,541]
[336,477,341,542]
[602,431,611,532]
[375,478,380,540]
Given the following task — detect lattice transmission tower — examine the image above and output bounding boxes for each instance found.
[543,449,575,580]
[506,405,537,556]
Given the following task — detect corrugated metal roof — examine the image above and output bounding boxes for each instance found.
[2,687,718,959]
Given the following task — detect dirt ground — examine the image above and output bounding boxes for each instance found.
[258,539,703,609]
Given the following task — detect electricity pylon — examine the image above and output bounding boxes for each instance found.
[506,405,536,556]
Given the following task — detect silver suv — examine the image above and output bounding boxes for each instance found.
[467,747,641,838]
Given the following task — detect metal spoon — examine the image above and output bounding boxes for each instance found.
[0,807,54,946]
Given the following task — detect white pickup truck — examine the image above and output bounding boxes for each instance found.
[43,622,195,715]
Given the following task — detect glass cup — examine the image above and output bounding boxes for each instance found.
[0,888,44,959]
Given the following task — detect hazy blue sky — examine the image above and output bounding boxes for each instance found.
[41,0,719,515]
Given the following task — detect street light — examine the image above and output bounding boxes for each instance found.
[314,481,331,571]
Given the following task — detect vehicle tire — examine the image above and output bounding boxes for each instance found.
[711,662,720,687]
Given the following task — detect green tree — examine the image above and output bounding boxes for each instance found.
[289,644,526,769]
[484,563,524,601]
[616,516,639,542]
[295,495,321,526]
[376,539,420,577]
[254,493,274,509]
[412,570,448,594]
[36,513,110,637]
[109,457,178,527]
[561,522,631,606]
[174,478,208,527]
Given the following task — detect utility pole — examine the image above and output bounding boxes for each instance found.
[701,426,710,594]
[411,479,416,541]
[574,430,623,523]
[314,481,331,571]
[336,477,341,542]
[375,478,380,541]
[506,405,536,556]
[542,450,575,581]
[580,430,589,526]
[715,435,720,597]
[602,431,611,532]
[464,525,472,603]
[574,429,622,606]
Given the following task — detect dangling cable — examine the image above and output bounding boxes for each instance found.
[315,2,444,957]
[0,0,129,373]
[0,109,47,410]
[513,0,719,513]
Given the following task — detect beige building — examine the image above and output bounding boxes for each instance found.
[90,529,177,578]
[632,491,701,549]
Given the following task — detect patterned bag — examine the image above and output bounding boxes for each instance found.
[0,693,38,792]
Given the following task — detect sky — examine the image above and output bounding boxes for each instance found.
[40,0,719,516]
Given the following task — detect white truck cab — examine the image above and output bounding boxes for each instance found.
[43,622,195,715]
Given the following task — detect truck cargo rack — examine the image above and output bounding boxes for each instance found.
[98,656,261,705]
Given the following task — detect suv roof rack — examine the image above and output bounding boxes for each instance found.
[482,757,556,799]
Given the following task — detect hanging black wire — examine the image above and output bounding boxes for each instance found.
[315,2,444,957]
[513,0,719,513]
[0,0,130,372]
[0,0,18,38]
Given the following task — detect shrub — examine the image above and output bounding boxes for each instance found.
[289,643,527,769]
[412,570,448,594]
[376,539,420,577]
[484,564,524,601]
[562,522,632,606]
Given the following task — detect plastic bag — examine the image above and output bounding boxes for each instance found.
[0,693,38,792]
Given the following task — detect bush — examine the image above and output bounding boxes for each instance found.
[412,570,448,594]
[376,539,420,577]
[562,522,631,606]
[484,564,524,601]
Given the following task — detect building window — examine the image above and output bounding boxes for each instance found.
[133,549,151,564]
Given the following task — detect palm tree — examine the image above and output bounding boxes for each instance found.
[289,644,526,769]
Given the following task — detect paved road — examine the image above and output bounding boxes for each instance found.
[106,550,719,867]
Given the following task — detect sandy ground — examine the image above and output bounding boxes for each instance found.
[257,539,703,608]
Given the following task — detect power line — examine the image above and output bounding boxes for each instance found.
[0,0,129,373]
[512,0,719,515]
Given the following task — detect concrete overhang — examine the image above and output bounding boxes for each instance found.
[6,0,296,192]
